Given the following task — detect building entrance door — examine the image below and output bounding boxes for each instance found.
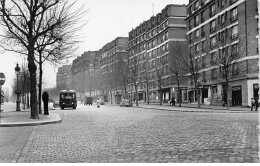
[253,84,259,99]
[232,86,242,106]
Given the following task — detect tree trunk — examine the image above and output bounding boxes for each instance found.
[195,82,201,108]
[28,51,38,119]
[38,62,43,114]
[159,87,162,105]
[146,85,150,104]
[226,79,230,110]
[177,79,182,107]
[135,83,139,106]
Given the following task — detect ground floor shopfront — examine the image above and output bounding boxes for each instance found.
[174,78,259,107]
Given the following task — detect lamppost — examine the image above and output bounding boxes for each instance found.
[15,63,21,111]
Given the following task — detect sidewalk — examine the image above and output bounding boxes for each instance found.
[0,102,61,127]
[110,102,257,113]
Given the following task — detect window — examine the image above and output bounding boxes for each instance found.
[165,31,169,40]
[189,33,193,42]
[201,11,205,23]
[231,44,238,56]
[194,1,199,10]
[195,43,200,53]
[195,29,200,38]
[210,36,217,48]
[210,20,216,32]
[189,20,192,30]
[189,5,192,14]
[201,40,205,52]
[202,56,206,68]
[230,8,238,22]
[221,0,225,8]
[221,14,225,24]
[211,52,216,64]
[210,4,216,17]
[231,25,238,40]
[211,69,217,79]
[201,26,205,37]
[232,63,239,75]
[194,15,199,26]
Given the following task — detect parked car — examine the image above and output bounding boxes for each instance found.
[120,99,131,107]
[53,100,60,108]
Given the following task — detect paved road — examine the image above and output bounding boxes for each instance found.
[0,103,259,163]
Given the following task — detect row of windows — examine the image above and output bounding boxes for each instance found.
[147,43,169,60]
[138,76,171,89]
[191,25,238,53]
[189,4,238,30]
[188,0,238,18]
[129,20,169,47]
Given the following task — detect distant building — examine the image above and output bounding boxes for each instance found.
[186,0,259,106]
[71,51,101,101]
[100,37,128,104]
[127,4,187,103]
[56,65,72,89]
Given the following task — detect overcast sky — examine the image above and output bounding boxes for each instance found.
[0,0,188,92]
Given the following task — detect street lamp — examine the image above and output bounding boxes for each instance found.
[15,63,21,111]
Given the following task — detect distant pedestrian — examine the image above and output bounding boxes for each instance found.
[251,98,255,111]
[42,91,49,115]
[171,97,175,106]
[255,97,259,111]
[97,97,101,108]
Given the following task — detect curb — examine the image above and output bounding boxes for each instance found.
[0,113,62,127]
[133,106,250,113]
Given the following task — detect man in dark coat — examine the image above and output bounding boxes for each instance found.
[42,91,49,115]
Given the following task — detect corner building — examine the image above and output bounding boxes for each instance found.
[186,0,259,106]
[100,37,128,104]
[128,4,187,102]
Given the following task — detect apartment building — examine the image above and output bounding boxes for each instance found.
[71,51,101,101]
[186,0,259,106]
[127,4,187,103]
[99,37,128,104]
[56,65,72,89]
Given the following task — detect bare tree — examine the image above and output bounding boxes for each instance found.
[0,0,86,119]
[169,42,189,107]
[177,39,206,108]
[209,16,245,109]
[128,54,140,106]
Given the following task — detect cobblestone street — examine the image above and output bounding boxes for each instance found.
[0,104,259,163]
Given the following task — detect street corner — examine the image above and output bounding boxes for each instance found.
[0,112,62,127]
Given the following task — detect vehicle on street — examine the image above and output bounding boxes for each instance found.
[120,99,131,107]
[84,97,93,105]
[59,90,77,109]
[53,100,60,108]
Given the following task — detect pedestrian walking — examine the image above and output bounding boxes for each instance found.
[42,91,49,115]
[255,97,259,111]
[171,97,175,106]
[97,97,101,108]
[251,98,255,111]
